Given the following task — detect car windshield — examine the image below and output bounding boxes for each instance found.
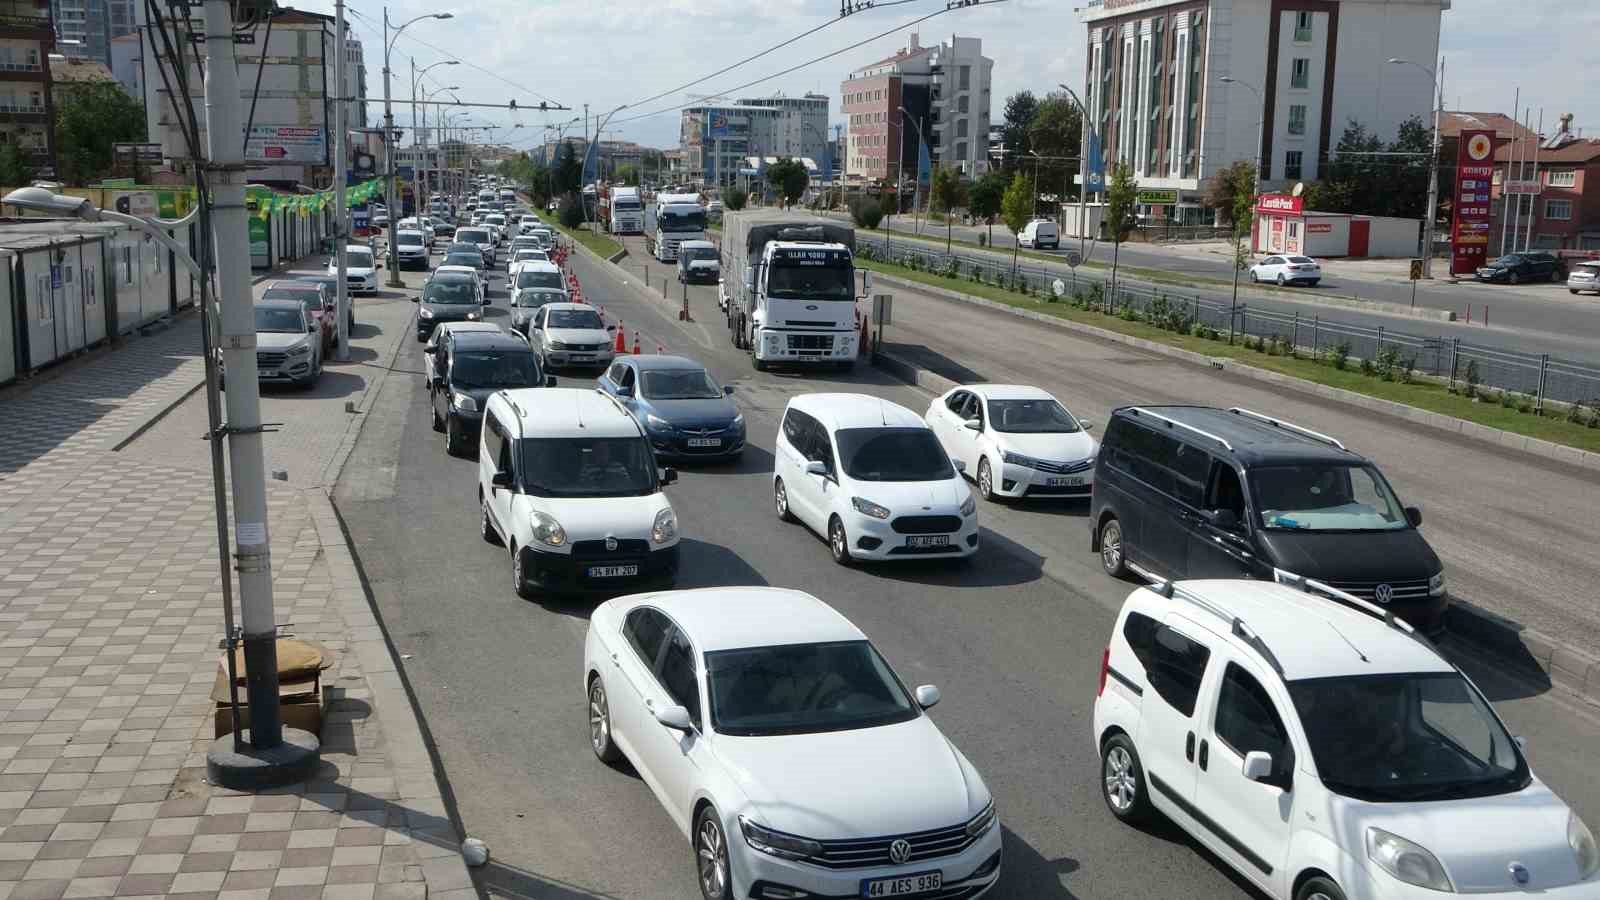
[682,246,718,262]
[1288,256,1315,264]
[518,437,656,497]
[516,270,564,290]
[515,251,547,262]
[836,427,954,482]
[448,351,540,389]
[424,279,477,304]
[347,249,373,267]
[547,309,603,329]
[660,209,706,231]
[1250,464,1408,531]
[987,398,1081,434]
[264,291,321,315]
[1288,673,1529,802]
[443,254,483,269]
[767,257,854,302]
[255,307,304,333]
[1488,255,1522,267]
[458,230,490,243]
[706,640,918,737]
[641,369,721,400]
[398,233,423,247]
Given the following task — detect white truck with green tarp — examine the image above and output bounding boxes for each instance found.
[721,210,861,371]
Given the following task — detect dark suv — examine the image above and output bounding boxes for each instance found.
[428,330,554,455]
[1088,405,1448,630]
[1475,251,1564,284]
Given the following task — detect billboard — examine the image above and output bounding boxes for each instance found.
[245,126,326,164]
[709,111,735,139]
[1256,193,1303,215]
[1451,130,1496,275]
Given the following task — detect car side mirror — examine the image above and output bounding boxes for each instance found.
[617,384,633,398]
[490,471,512,489]
[308,323,319,333]
[804,460,828,476]
[1515,735,1527,751]
[606,324,617,332]
[1242,750,1275,783]
[1079,419,1095,430]
[410,296,418,302]
[963,418,982,431]
[1405,505,1423,528]
[1206,508,1241,531]
[654,705,694,732]
[723,385,734,395]
[545,375,558,388]
[742,270,753,291]
[914,684,940,709]
[660,467,678,485]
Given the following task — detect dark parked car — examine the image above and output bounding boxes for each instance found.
[428,329,553,455]
[291,274,354,331]
[596,355,745,462]
[1475,251,1565,284]
[1088,405,1448,631]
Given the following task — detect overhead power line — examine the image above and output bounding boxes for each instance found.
[345,6,563,106]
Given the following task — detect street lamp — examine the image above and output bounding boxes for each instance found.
[382,8,454,286]
[1059,82,1096,257]
[897,105,928,234]
[1029,149,1043,218]
[1218,75,1264,345]
[417,79,459,205]
[584,104,627,234]
[1389,56,1444,278]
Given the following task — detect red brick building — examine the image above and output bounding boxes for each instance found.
[1491,117,1600,253]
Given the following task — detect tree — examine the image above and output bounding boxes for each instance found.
[555,143,582,195]
[1000,172,1034,275]
[1105,162,1139,298]
[721,187,747,211]
[849,199,883,230]
[0,143,33,186]
[765,157,809,208]
[558,191,583,228]
[1227,173,1256,343]
[54,82,144,185]
[930,165,967,252]
[967,170,1006,247]
[1028,92,1082,197]
[1204,159,1258,226]
[1000,91,1039,175]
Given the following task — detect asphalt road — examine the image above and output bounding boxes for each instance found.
[332,231,1600,900]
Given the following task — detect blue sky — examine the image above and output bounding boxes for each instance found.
[310,0,1596,152]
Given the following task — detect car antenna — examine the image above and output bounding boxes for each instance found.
[1324,619,1369,663]
[575,394,585,429]
[879,399,889,427]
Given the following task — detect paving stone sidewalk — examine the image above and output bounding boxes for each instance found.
[0,286,473,900]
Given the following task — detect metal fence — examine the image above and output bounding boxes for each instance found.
[854,233,1600,409]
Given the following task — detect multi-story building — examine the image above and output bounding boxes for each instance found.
[342,35,367,130]
[107,29,138,98]
[840,32,993,183]
[1491,116,1600,253]
[0,0,57,176]
[679,93,830,189]
[1078,0,1446,223]
[50,0,132,67]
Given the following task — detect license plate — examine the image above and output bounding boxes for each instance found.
[586,565,638,578]
[570,354,592,362]
[687,438,721,448]
[907,535,950,548]
[1046,477,1085,487]
[862,871,942,897]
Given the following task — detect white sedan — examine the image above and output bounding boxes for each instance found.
[1248,254,1322,286]
[925,384,1097,500]
[583,587,1002,900]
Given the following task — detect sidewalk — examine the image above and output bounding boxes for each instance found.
[0,269,474,900]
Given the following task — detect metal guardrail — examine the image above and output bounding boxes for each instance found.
[854,234,1600,409]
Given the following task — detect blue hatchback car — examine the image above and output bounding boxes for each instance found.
[597,355,745,462]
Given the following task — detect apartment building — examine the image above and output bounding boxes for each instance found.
[680,93,829,188]
[0,0,56,175]
[841,32,993,182]
[50,0,132,67]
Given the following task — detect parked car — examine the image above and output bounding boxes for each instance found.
[1018,218,1059,250]
[329,244,379,296]
[582,587,1002,900]
[290,274,355,332]
[414,268,486,342]
[925,384,1097,501]
[597,355,745,462]
[394,229,430,270]
[429,328,553,456]
[1567,260,1600,294]
[261,281,335,354]
[507,263,568,335]
[249,300,323,388]
[774,393,979,566]
[477,387,680,597]
[525,302,615,370]
[1093,573,1598,900]
[1476,251,1564,284]
[1089,405,1448,631]
[1249,255,1322,286]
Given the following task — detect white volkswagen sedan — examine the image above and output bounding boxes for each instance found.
[925,385,1097,501]
[1249,254,1322,287]
[583,587,1002,900]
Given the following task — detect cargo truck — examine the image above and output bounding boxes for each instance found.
[722,210,861,372]
[644,192,706,262]
[606,186,644,234]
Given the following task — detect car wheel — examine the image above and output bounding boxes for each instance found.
[828,516,853,567]
[587,676,622,764]
[1101,734,1153,824]
[1295,876,1348,900]
[1099,517,1127,578]
[773,477,795,523]
[1508,271,1520,285]
[511,543,537,600]
[1571,288,1580,295]
[977,458,995,501]
[480,499,500,545]
[1550,269,1563,283]
[694,805,733,900]
[1248,270,1258,283]
[1275,273,1286,286]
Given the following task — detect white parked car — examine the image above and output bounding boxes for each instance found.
[773,393,978,565]
[329,244,378,295]
[525,302,615,370]
[1093,572,1600,900]
[1018,218,1059,250]
[1249,254,1322,287]
[925,384,1097,501]
[478,388,679,598]
[249,299,323,388]
[582,586,1002,900]
[1566,260,1600,295]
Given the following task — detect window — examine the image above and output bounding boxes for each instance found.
[1294,10,1313,42]
[956,119,968,138]
[1123,613,1211,717]
[657,628,701,728]
[1290,58,1310,90]
[959,65,970,90]
[482,411,505,465]
[957,95,969,114]
[1284,150,1303,180]
[1171,442,1212,508]
[1215,663,1293,781]
[1547,169,1576,187]
[1287,104,1307,136]
[624,608,671,668]
[1545,199,1573,220]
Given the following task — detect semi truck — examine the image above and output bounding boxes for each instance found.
[644,192,706,262]
[605,186,644,234]
[722,210,861,372]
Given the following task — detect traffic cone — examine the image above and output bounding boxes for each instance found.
[614,323,626,353]
[631,334,641,355]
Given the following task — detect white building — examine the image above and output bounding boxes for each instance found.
[1078,0,1446,223]
[841,32,993,182]
[680,93,830,188]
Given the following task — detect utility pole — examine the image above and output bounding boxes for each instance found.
[381,9,402,287]
[1423,58,1444,276]
[200,0,318,785]
[332,0,350,361]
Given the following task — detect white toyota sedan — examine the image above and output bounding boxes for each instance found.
[583,587,1003,900]
[925,384,1097,501]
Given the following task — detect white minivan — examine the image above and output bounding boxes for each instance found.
[478,388,680,598]
[773,393,978,565]
[1018,218,1059,250]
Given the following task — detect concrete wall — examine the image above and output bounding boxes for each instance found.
[1364,213,1421,257]
[1328,0,1441,150]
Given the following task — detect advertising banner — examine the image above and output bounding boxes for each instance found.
[1256,193,1303,215]
[245,126,326,164]
[1451,129,1496,275]
[1136,188,1179,204]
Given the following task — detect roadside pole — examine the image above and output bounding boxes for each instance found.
[333,0,350,361]
[201,0,319,784]
[380,10,402,288]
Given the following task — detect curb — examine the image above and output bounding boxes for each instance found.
[607,248,629,264]
[321,303,415,487]
[108,378,206,452]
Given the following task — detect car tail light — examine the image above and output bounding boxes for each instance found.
[1097,647,1110,697]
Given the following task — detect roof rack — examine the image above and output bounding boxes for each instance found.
[1228,408,1346,450]
[1128,407,1234,451]
[1147,577,1284,676]
[1271,568,1436,651]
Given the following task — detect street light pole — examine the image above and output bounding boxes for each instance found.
[381,7,453,288]
[897,106,928,235]
[1059,83,1096,258]
[1389,57,1443,278]
[1219,75,1264,345]
[412,61,458,206]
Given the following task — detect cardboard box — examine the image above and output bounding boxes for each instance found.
[211,668,325,739]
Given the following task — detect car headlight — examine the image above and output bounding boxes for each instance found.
[530,511,566,547]
[651,507,678,544]
[965,801,997,838]
[1367,828,1454,892]
[451,392,477,412]
[1002,450,1041,468]
[1571,812,1600,880]
[466,311,480,320]
[644,413,675,432]
[731,413,745,430]
[419,307,434,319]
[1428,571,1446,597]
[548,340,568,350]
[851,496,891,520]
[286,343,311,356]
[739,817,821,862]
[961,494,977,517]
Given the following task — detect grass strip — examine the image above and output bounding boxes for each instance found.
[537,209,623,259]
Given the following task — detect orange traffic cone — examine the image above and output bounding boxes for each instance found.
[631,334,641,355]
[614,323,626,353]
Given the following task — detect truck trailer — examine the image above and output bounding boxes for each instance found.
[722,210,860,371]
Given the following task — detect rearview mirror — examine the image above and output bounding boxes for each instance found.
[654,705,694,732]
[490,471,512,489]
[1242,751,1275,783]
[914,684,940,709]
[660,467,678,485]
[308,323,319,333]
[1405,506,1423,527]
[963,418,982,431]
[723,385,735,395]
[410,295,418,302]
[545,375,557,388]
[1206,508,1241,531]
[804,460,828,476]
[952,458,966,473]
[616,384,633,398]
[1079,418,1095,430]
[606,324,617,332]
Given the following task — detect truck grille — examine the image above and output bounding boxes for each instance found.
[570,538,649,558]
[891,515,962,535]
[787,334,834,351]
[812,821,979,870]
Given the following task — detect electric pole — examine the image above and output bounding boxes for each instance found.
[333,0,350,361]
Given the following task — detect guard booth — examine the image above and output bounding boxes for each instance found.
[1252,193,1421,258]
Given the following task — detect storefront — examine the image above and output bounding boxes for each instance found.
[1252,193,1420,259]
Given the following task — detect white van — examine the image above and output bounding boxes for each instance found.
[478,388,680,598]
[1018,218,1059,250]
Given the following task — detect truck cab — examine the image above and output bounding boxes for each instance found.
[646,192,706,262]
[724,215,861,372]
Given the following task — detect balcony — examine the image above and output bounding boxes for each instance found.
[0,102,46,114]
